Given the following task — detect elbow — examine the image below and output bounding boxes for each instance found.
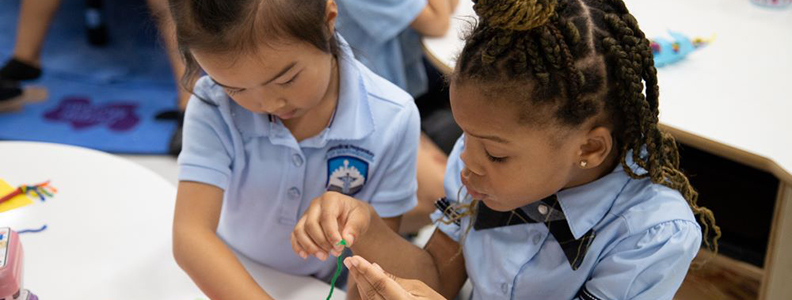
[172,229,187,269]
[171,224,194,271]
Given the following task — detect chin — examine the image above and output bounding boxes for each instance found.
[480,197,516,212]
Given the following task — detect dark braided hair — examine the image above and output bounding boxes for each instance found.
[451,0,720,252]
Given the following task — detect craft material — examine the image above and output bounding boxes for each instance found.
[651,31,714,67]
[0,180,56,213]
[0,228,38,300]
[325,239,348,300]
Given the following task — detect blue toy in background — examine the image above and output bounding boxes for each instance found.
[650,31,713,68]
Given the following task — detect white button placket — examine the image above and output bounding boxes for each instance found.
[279,150,307,225]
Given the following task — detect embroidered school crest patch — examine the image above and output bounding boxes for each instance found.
[326,144,374,195]
[327,156,369,195]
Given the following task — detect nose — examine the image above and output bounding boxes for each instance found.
[260,96,287,113]
[459,147,485,177]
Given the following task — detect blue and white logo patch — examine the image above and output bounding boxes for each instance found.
[327,156,369,195]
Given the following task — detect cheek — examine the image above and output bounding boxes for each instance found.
[489,155,568,203]
[293,70,330,106]
[227,94,260,111]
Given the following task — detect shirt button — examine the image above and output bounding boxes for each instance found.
[292,154,304,167]
[532,234,542,245]
[288,187,301,200]
[537,204,549,215]
[501,282,509,294]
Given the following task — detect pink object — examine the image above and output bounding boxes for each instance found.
[751,0,791,8]
[0,228,24,299]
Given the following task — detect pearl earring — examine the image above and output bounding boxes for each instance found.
[579,160,588,168]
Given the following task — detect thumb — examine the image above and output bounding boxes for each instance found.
[341,203,371,247]
[348,256,412,299]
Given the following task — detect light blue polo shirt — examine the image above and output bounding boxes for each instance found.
[432,136,702,300]
[178,38,420,282]
[335,0,429,97]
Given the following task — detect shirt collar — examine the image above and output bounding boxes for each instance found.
[556,150,643,239]
[323,35,375,141]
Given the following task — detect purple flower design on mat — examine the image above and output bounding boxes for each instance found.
[44,97,140,131]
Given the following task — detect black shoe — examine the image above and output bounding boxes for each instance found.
[0,80,24,112]
[0,58,42,81]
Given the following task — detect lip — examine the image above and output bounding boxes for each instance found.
[466,187,489,200]
[275,108,298,120]
[460,176,489,200]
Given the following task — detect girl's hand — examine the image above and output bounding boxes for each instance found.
[345,256,447,300]
[290,192,372,261]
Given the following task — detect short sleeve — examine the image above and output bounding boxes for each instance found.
[177,77,235,190]
[337,0,428,44]
[577,220,702,300]
[430,136,466,242]
[367,102,421,218]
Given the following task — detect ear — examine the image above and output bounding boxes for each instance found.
[576,126,613,169]
[325,0,338,34]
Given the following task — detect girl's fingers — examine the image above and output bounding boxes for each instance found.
[289,231,308,259]
[340,204,370,247]
[304,202,335,256]
[319,196,344,254]
[349,259,386,300]
[347,256,412,300]
[293,217,326,261]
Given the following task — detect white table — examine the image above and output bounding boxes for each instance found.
[423,1,792,299]
[0,141,344,300]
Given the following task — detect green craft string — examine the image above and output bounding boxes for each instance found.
[326,239,347,300]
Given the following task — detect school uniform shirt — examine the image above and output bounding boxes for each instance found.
[335,0,429,97]
[178,37,420,282]
[432,136,702,300]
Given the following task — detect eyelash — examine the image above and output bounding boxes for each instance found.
[485,150,507,163]
[223,72,298,95]
[225,88,243,96]
[279,73,299,86]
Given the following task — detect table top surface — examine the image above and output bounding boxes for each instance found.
[0,141,344,300]
[424,0,792,182]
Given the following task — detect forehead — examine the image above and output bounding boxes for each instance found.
[195,40,319,71]
[450,83,526,134]
[449,81,571,147]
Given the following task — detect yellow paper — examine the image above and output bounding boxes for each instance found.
[0,179,34,213]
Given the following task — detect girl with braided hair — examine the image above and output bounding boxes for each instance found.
[291,0,719,299]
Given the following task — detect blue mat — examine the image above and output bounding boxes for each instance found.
[0,0,178,154]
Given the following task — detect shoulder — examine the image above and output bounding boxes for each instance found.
[610,177,700,235]
[358,60,415,110]
[191,75,231,108]
[356,61,419,132]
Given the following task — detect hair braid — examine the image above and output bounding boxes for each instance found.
[450,0,720,253]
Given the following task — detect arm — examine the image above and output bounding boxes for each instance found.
[290,193,468,300]
[345,216,404,300]
[345,255,448,300]
[173,181,274,300]
[352,212,467,300]
[577,220,702,300]
[410,0,459,37]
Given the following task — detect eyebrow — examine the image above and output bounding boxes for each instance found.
[467,132,510,144]
[212,61,298,89]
